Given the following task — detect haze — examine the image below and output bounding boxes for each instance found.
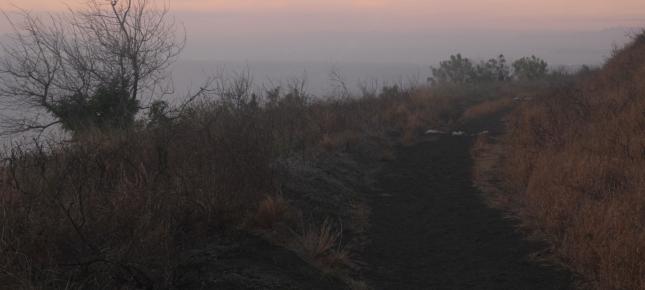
[1,0,643,65]
[1,0,644,94]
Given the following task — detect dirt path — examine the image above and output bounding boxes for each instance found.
[363,132,573,289]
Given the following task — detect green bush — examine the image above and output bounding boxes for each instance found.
[50,79,139,132]
[512,55,548,80]
[431,54,512,85]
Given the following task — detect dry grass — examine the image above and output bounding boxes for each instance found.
[0,125,272,288]
[461,97,513,121]
[471,134,509,207]
[347,278,371,290]
[320,131,361,152]
[0,79,476,288]
[496,34,645,289]
[252,195,293,230]
[293,219,353,272]
[349,202,371,235]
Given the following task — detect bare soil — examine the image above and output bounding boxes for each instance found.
[363,119,574,289]
[176,114,575,290]
[175,230,346,289]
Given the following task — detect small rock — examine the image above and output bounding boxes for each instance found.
[425,129,445,135]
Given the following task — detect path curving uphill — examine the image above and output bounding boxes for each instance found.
[364,123,573,289]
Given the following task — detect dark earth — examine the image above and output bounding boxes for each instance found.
[177,114,574,290]
[363,117,574,289]
[175,230,345,289]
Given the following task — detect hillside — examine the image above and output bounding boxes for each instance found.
[475,33,645,289]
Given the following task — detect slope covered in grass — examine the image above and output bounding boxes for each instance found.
[499,34,645,289]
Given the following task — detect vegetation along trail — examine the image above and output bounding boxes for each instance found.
[363,118,574,289]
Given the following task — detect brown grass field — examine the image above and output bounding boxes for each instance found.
[479,34,645,289]
[0,82,475,288]
[2,32,644,289]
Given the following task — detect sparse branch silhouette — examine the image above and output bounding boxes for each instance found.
[0,0,185,134]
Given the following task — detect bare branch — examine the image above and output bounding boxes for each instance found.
[0,0,185,135]
[329,67,351,99]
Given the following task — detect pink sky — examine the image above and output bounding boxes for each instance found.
[1,0,644,30]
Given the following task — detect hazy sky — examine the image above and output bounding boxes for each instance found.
[1,0,644,65]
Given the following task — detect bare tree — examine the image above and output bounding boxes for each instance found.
[0,0,185,133]
[329,67,351,99]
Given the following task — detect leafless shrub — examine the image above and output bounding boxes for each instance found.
[0,0,188,134]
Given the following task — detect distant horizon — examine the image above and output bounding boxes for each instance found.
[1,1,643,67]
[1,25,635,67]
[175,26,637,67]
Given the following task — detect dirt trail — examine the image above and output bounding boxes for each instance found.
[364,128,573,289]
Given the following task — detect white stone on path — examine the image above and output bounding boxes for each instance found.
[425,129,446,135]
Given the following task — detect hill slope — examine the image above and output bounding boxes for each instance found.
[496,33,645,289]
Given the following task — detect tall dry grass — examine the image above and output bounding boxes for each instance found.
[0,79,474,288]
[500,34,645,289]
[461,97,513,121]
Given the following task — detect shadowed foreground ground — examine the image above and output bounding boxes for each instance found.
[363,131,574,290]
